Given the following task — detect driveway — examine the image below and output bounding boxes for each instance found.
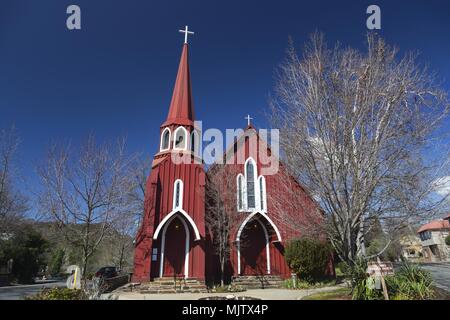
[0,281,67,300]
[420,262,450,293]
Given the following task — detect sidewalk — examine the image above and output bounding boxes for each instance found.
[105,284,346,300]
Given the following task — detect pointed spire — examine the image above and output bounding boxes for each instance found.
[162,44,195,127]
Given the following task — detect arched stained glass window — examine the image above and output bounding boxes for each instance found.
[246,159,256,209]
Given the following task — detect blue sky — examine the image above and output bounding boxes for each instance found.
[1,0,449,197]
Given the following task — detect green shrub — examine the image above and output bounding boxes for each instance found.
[335,261,350,277]
[26,287,85,300]
[349,259,383,300]
[385,260,434,300]
[350,259,434,300]
[284,238,332,282]
[282,278,336,289]
[48,248,65,277]
[445,235,450,246]
[212,284,245,293]
[0,225,48,284]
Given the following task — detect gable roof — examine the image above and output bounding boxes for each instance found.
[417,219,450,233]
[207,125,324,213]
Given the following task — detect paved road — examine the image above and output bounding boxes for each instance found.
[0,281,67,300]
[420,263,450,292]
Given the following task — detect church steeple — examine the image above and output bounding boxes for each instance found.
[162,43,195,127]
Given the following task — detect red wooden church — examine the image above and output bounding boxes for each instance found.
[133,28,329,285]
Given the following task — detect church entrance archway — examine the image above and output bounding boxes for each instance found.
[239,218,269,275]
[160,215,190,278]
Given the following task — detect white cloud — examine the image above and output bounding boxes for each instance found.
[433,175,450,197]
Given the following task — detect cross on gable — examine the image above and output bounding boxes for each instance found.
[179,25,194,44]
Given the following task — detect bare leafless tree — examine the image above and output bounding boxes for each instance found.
[270,33,450,266]
[0,126,28,234]
[37,135,137,279]
[266,165,325,240]
[205,164,243,286]
[107,212,136,272]
[108,156,150,271]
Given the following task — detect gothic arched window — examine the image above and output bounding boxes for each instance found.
[160,128,171,151]
[190,129,200,155]
[258,176,266,211]
[173,179,183,209]
[245,158,256,210]
[237,174,244,211]
[173,127,187,150]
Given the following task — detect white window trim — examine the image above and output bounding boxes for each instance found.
[173,126,188,150]
[235,211,282,242]
[160,128,171,152]
[172,179,184,210]
[258,175,267,212]
[244,157,257,211]
[236,174,245,212]
[153,207,201,241]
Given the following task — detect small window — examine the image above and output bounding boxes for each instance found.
[259,176,266,211]
[173,179,183,209]
[160,128,171,151]
[152,248,158,261]
[174,127,187,150]
[190,130,200,155]
[191,132,195,152]
[237,175,244,210]
[175,182,180,207]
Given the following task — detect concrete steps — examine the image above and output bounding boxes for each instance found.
[232,275,284,289]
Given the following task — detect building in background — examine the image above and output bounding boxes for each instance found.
[417,214,450,262]
[399,235,423,262]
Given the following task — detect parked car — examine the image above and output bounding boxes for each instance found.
[94,266,118,279]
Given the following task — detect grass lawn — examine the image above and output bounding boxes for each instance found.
[303,287,450,300]
[302,287,352,300]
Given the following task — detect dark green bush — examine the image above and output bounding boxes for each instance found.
[445,235,450,246]
[284,238,332,282]
[0,225,48,284]
[48,248,65,277]
[335,261,350,277]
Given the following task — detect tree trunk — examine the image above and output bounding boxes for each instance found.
[82,256,89,286]
[220,253,225,287]
[356,220,366,258]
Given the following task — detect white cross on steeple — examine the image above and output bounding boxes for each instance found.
[179,25,194,44]
[245,114,253,126]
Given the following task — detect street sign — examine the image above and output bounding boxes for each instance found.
[367,261,394,276]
